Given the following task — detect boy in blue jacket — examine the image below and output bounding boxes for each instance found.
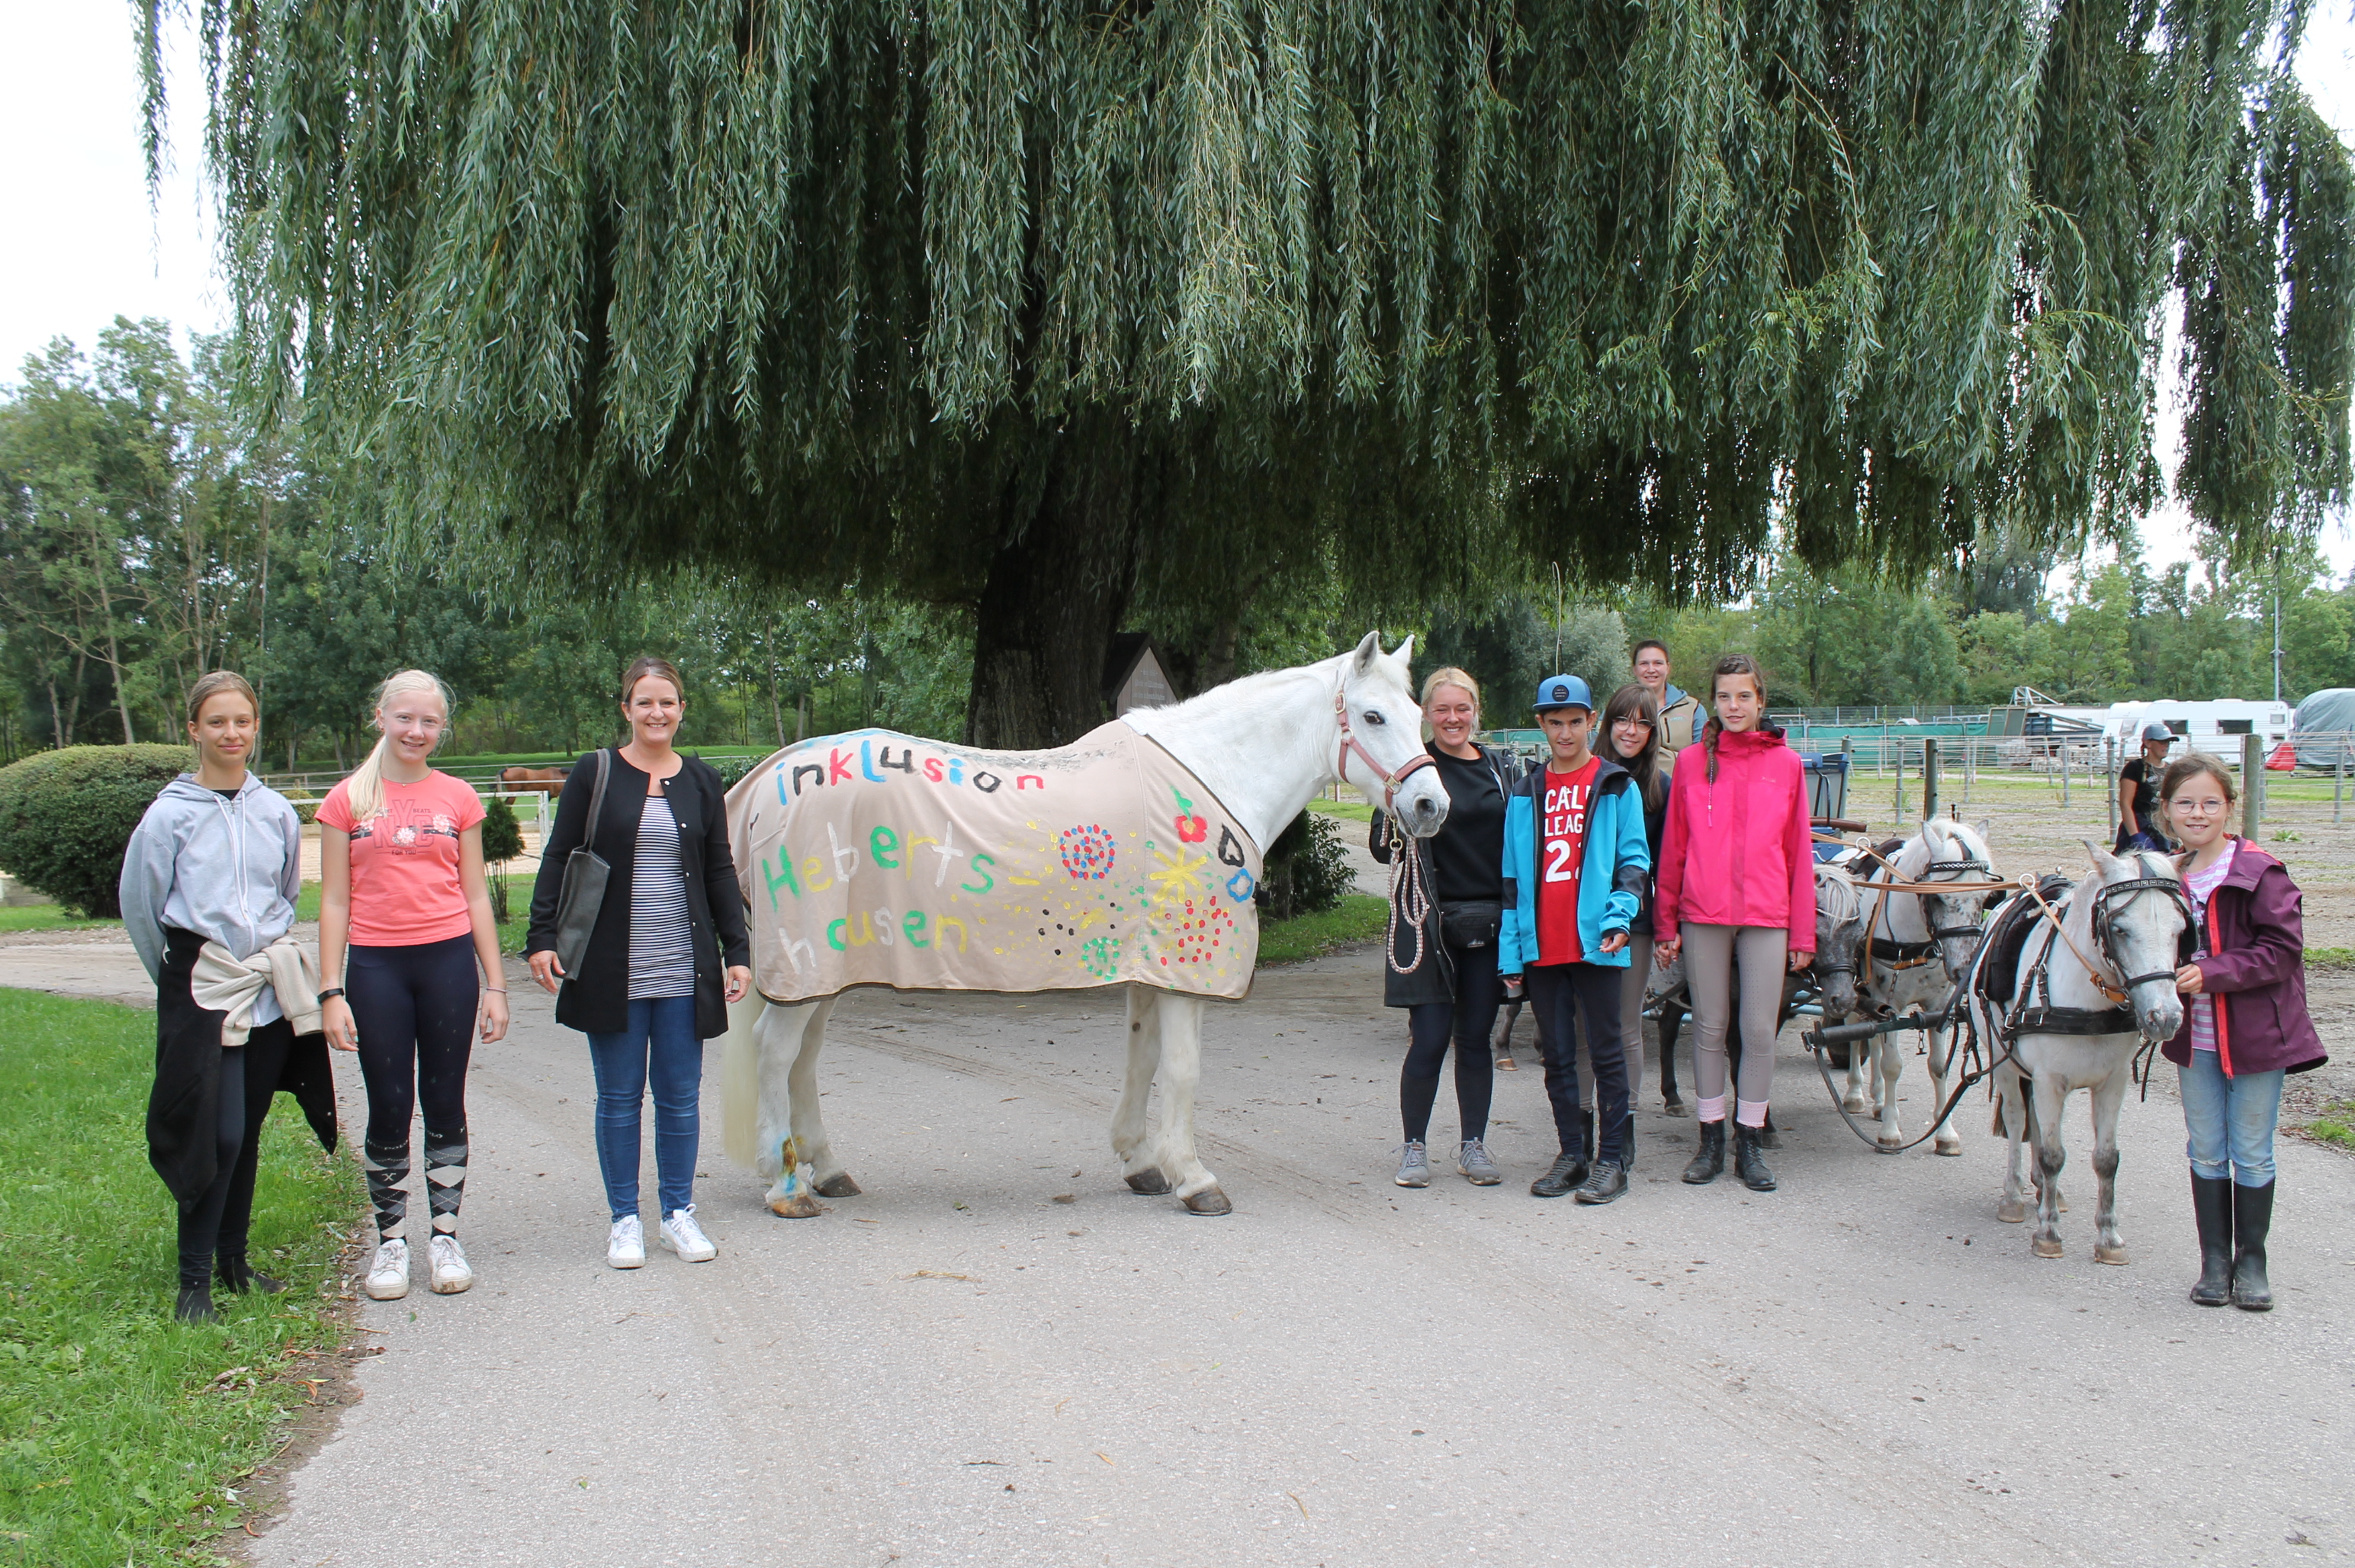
[1499,675,1652,1204]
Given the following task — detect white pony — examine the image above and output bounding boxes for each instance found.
[1834,818,1999,1155]
[1974,844,2190,1264]
[718,634,1450,1217]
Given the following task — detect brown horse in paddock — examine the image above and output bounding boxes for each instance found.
[499,766,570,798]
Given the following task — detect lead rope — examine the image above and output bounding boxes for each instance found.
[1386,833,1432,975]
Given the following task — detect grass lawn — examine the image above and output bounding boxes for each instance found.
[0,906,117,934]
[1307,798,1374,824]
[2310,1101,2355,1152]
[1258,893,1389,965]
[0,990,362,1565]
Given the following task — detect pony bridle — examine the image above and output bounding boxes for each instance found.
[2091,874,2197,998]
[1335,683,1434,808]
[1921,856,1997,945]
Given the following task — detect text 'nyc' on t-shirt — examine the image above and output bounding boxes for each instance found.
[1537,757,1601,966]
[317,771,485,946]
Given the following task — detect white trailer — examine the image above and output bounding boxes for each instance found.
[2102,699,2291,753]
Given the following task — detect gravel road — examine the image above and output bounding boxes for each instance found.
[4,921,2347,1565]
[199,943,2349,1568]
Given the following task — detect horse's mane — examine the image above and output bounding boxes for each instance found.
[1814,861,1862,927]
[1129,658,1335,723]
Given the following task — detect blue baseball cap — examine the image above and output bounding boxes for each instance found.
[1532,674,1592,713]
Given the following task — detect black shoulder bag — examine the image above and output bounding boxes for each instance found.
[551,749,614,977]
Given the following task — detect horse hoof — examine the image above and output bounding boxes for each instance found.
[1662,1098,1689,1118]
[1125,1168,1171,1195]
[1997,1200,2027,1223]
[2032,1236,2065,1258]
[1877,1136,1904,1152]
[768,1193,829,1219]
[2094,1245,2130,1266]
[1844,1096,1871,1114]
[1933,1139,1964,1158]
[1181,1185,1233,1216]
[814,1173,863,1198]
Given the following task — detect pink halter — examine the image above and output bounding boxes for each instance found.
[1335,683,1434,807]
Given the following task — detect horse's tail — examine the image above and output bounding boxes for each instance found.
[721,993,767,1168]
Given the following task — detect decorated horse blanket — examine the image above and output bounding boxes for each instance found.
[726,721,1264,1004]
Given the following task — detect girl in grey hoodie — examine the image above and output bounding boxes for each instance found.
[120,673,335,1323]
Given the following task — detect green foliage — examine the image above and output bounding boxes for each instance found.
[1257,894,1391,966]
[0,988,361,1561]
[1258,810,1357,922]
[479,796,524,865]
[0,744,189,915]
[149,0,2355,745]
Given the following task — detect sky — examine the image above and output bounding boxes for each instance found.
[3,0,2353,578]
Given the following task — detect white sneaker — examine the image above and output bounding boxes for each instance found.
[428,1235,473,1294]
[659,1207,716,1263]
[364,1238,410,1300]
[607,1216,645,1270]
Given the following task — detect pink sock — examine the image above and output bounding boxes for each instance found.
[1697,1094,1727,1123]
[1737,1098,1769,1128]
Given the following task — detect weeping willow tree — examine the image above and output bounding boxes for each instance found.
[150,0,2353,745]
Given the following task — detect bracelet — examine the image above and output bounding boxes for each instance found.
[316,987,345,1002]
[484,988,508,994]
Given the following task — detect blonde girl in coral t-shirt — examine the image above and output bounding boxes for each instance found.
[317,670,508,1303]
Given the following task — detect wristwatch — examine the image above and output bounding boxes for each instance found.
[316,987,345,1002]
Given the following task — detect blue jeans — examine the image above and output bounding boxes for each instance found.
[586,997,703,1220]
[2178,1051,2285,1187]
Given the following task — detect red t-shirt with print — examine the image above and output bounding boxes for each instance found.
[1537,757,1600,966]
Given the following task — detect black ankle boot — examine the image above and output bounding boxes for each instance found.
[1733,1125,1778,1191]
[1682,1121,1726,1185]
[2189,1174,2233,1306]
[175,1284,219,1324]
[1756,1112,1782,1152]
[216,1255,285,1295]
[2230,1180,2274,1311]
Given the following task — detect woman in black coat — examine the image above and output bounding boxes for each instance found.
[525,657,751,1271]
[1369,667,1518,1191]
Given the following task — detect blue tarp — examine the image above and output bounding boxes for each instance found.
[2293,689,2355,769]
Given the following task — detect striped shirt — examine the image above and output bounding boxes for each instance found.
[628,790,698,1000]
[2184,840,2236,1053]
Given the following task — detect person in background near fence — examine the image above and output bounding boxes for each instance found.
[123,672,336,1322]
[1632,640,1703,773]
[318,670,508,1301]
[1498,674,1652,1204]
[1573,683,1671,1166]
[2116,721,2178,853]
[1654,654,1814,1193]
[526,657,752,1269]
[2161,754,2326,1313]
[1370,667,1518,1189]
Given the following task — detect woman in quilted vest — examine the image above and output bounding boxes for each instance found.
[2159,754,2326,1312]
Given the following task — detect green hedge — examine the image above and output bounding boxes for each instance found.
[0,746,191,917]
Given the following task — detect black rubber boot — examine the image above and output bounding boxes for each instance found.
[1733,1124,1778,1192]
[174,1284,219,1325]
[2189,1174,2233,1307]
[1682,1121,1726,1185]
[217,1255,285,1295]
[1531,1151,1588,1199]
[2230,1180,2274,1312]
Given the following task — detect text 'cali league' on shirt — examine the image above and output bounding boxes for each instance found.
[1537,757,1600,965]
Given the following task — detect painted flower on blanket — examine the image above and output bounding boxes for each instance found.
[1059,824,1117,880]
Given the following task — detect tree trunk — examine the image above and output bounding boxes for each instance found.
[964,425,1147,750]
[45,678,64,751]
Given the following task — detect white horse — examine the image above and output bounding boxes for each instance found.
[718,634,1451,1217]
[1973,844,2190,1264]
[1835,818,1998,1155]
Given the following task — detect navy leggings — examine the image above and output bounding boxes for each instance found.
[175,1019,293,1290]
[349,936,478,1239]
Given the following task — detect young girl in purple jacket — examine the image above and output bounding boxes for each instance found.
[2161,755,2328,1312]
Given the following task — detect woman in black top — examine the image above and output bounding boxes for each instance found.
[1582,683,1671,1162]
[1370,667,1517,1189]
[525,657,753,1271]
[2116,721,2177,853]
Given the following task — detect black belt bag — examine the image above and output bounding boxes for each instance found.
[1439,899,1502,949]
